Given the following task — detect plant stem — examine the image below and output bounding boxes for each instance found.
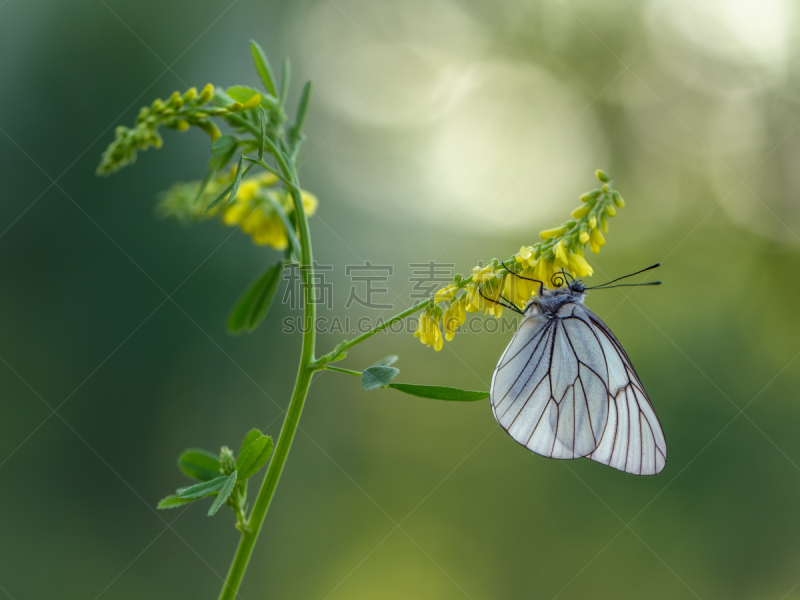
[217,162,315,600]
[324,366,362,377]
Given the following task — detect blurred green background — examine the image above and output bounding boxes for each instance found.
[2,0,800,598]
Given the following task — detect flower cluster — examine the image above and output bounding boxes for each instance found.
[157,169,318,249]
[415,170,625,351]
[96,84,262,176]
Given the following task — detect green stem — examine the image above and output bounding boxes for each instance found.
[217,162,315,600]
[324,366,362,377]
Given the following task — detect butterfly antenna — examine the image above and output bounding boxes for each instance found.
[589,281,662,289]
[501,261,544,296]
[587,263,661,290]
[478,285,524,315]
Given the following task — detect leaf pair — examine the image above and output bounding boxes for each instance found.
[360,356,488,401]
[158,429,274,517]
[228,262,284,334]
[174,472,238,516]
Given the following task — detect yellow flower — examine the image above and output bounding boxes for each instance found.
[234,180,259,203]
[415,311,443,351]
[480,278,504,318]
[568,252,593,277]
[504,271,533,307]
[589,216,597,230]
[301,190,318,216]
[534,259,555,288]
[579,230,590,244]
[223,201,252,226]
[443,298,466,341]
[590,228,605,247]
[435,285,458,303]
[516,246,533,265]
[554,240,568,268]
[471,265,495,283]
[464,283,484,313]
[253,216,288,249]
[605,205,616,217]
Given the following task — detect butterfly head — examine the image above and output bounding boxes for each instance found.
[525,279,587,317]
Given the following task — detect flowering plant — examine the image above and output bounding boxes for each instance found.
[98,40,628,600]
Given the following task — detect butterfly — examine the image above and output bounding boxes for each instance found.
[488,265,667,475]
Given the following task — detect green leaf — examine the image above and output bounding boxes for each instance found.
[362,366,399,391]
[157,494,195,509]
[227,261,284,334]
[237,433,274,480]
[226,155,245,206]
[226,85,260,104]
[279,57,291,108]
[208,471,237,516]
[194,165,217,203]
[258,107,267,161]
[178,449,221,481]
[239,428,263,459]
[373,355,398,367]
[178,475,228,499]
[386,384,489,402]
[289,80,312,146]
[211,135,237,156]
[204,160,254,213]
[250,40,277,97]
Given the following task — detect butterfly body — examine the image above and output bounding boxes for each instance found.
[490,280,667,475]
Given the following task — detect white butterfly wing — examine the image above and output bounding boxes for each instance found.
[490,302,667,475]
[572,306,667,475]
[490,304,609,460]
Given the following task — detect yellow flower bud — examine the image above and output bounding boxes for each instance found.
[175,120,190,131]
[241,94,262,110]
[199,83,214,103]
[590,228,605,247]
[579,230,590,244]
[580,189,601,202]
[589,239,600,254]
[151,98,164,113]
[589,216,597,230]
[605,204,616,217]
[600,213,609,233]
[612,191,625,208]
[539,226,567,240]
[571,204,591,219]
[183,87,198,102]
[601,183,610,193]
[596,169,610,182]
[229,101,244,112]
[516,246,533,263]
[198,121,221,142]
[170,91,183,109]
